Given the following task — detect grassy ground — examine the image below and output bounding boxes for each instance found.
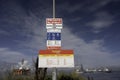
[1,71,87,80]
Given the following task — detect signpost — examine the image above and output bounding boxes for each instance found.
[38,0,74,80]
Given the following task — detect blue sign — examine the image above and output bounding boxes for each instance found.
[47,33,61,40]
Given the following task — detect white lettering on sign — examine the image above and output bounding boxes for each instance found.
[46,18,62,24]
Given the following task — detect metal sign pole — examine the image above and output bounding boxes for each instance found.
[53,0,55,18]
[52,67,57,80]
[52,0,57,80]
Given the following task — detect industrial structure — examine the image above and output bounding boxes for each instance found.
[12,59,30,75]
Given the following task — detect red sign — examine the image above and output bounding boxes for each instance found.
[47,46,61,50]
[46,18,62,24]
[39,49,73,54]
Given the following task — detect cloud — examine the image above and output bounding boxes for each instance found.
[0,0,120,68]
[0,30,10,36]
[87,0,112,12]
[61,27,120,68]
[8,9,119,68]
[14,12,46,51]
[0,0,50,63]
[0,48,32,63]
[87,11,115,33]
[56,0,113,23]
[57,2,81,13]
[58,0,112,14]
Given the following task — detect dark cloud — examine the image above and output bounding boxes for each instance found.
[0,0,120,67]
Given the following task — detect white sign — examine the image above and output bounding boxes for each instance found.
[47,40,61,46]
[39,56,74,68]
[46,18,63,29]
[47,29,61,33]
[38,50,74,68]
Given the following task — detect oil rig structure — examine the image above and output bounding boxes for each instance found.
[12,59,31,75]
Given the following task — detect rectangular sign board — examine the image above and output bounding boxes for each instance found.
[47,29,61,33]
[47,40,61,46]
[46,18,63,29]
[38,50,74,68]
[47,33,61,40]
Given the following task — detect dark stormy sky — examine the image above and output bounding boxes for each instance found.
[0,0,120,68]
